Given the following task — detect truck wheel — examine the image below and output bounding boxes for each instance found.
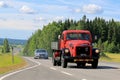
[61,55,67,68]
[52,56,57,66]
[53,58,57,66]
[92,59,98,68]
[58,62,61,66]
[62,59,67,68]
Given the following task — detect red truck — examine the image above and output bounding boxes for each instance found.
[51,30,100,68]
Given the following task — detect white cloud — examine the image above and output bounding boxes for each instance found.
[82,4,103,14]
[0,1,9,8]
[20,5,36,14]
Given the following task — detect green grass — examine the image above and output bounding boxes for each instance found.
[100,53,120,63]
[0,53,26,74]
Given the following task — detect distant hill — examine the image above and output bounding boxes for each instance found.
[0,38,27,45]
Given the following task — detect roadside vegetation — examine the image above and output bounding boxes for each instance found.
[0,53,26,74]
[100,53,120,63]
[0,39,26,74]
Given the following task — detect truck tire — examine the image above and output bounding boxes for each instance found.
[61,55,67,68]
[92,59,98,68]
[62,59,67,68]
[52,58,57,66]
[57,62,61,66]
[52,54,57,66]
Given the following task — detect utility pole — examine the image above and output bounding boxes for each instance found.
[11,46,14,64]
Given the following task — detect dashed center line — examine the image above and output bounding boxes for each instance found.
[50,67,57,70]
[61,71,72,76]
[81,79,87,80]
[49,67,73,76]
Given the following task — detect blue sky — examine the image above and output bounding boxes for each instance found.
[0,0,120,40]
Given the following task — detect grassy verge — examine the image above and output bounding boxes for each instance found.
[100,53,120,63]
[0,53,27,74]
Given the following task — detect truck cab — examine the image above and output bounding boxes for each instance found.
[52,30,100,68]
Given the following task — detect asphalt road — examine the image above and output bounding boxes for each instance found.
[0,57,120,80]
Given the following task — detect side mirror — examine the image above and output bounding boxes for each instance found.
[58,35,61,39]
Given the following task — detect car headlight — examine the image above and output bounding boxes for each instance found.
[65,49,69,53]
[95,49,100,53]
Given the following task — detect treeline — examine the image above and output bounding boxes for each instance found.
[23,15,120,56]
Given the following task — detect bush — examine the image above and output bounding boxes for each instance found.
[107,42,119,53]
[100,52,106,57]
[103,41,109,52]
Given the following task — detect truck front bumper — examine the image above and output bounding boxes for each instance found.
[74,59,93,62]
[64,56,95,63]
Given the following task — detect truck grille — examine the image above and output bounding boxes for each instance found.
[76,46,90,57]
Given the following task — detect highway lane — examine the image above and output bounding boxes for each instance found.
[0,57,120,80]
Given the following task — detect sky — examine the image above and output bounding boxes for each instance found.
[0,0,120,40]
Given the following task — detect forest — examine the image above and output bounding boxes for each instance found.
[23,15,120,56]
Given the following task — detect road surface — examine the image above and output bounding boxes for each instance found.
[0,57,120,80]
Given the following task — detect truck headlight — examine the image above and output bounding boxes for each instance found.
[95,49,100,53]
[65,49,69,53]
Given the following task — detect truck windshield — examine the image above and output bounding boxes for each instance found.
[66,33,90,40]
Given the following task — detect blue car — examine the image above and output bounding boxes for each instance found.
[34,49,48,59]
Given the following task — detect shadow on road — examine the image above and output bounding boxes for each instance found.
[67,65,119,69]
[97,66,119,69]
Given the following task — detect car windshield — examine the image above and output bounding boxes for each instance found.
[36,50,46,53]
[66,33,90,40]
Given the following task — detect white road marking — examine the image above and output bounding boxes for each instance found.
[25,57,41,65]
[61,71,72,76]
[81,79,87,80]
[50,67,57,70]
[0,57,41,80]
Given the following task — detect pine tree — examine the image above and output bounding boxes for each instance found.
[3,38,10,53]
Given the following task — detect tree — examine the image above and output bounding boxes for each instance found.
[3,38,10,53]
